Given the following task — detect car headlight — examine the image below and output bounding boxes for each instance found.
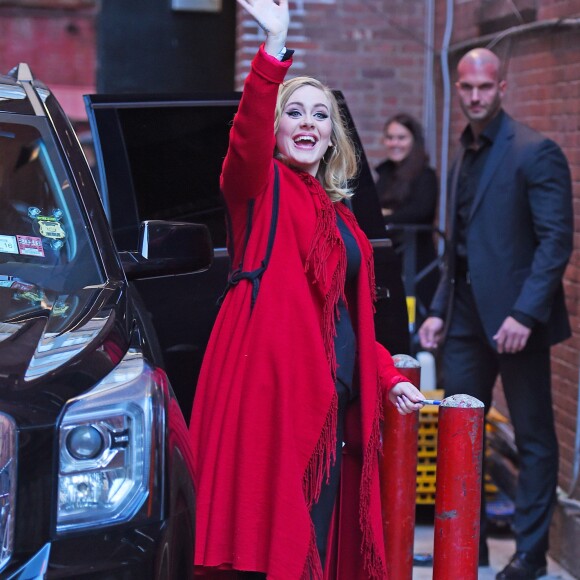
[57,349,165,532]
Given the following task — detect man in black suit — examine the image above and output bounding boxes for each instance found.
[419,48,573,580]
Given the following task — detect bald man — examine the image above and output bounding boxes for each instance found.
[420,48,573,579]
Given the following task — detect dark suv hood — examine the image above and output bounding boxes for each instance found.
[0,281,127,424]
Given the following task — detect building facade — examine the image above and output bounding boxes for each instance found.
[1,0,579,573]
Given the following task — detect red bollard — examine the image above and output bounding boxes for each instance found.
[381,354,420,580]
[433,394,485,580]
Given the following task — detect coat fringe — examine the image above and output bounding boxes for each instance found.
[359,380,387,579]
[299,171,385,578]
[303,391,339,508]
[302,172,347,380]
[301,523,324,580]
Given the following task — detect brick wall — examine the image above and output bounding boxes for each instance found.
[0,2,97,121]
[236,0,430,173]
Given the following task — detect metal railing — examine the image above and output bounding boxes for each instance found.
[385,224,448,352]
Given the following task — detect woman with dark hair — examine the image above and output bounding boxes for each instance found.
[375,113,439,327]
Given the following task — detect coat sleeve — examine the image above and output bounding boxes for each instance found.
[428,258,451,320]
[220,46,292,205]
[375,341,409,393]
[512,138,573,323]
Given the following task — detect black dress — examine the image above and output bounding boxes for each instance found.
[309,211,361,568]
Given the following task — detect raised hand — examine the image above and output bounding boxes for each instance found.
[236,0,289,42]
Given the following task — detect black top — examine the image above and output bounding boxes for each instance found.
[375,163,440,317]
[334,213,361,397]
[375,162,438,226]
[455,110,505,258]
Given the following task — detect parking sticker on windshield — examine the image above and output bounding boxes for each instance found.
[17,235,45,257]
[0,235,18,254]
[28,207,66,250]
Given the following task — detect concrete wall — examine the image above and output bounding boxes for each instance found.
[96,0,236,94]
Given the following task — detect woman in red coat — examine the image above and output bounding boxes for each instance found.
[189,1,425,578]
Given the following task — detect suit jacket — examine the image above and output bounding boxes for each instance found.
[430,111,573,349]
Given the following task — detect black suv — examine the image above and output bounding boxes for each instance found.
[0,65,409,578]
[0,64,213,578]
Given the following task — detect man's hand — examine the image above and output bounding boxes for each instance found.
[418,316,445,350]
[493,316,531,354]
[388,381,426,415]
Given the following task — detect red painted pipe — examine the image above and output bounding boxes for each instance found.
[433,395,485,580]
[381,354,420,580]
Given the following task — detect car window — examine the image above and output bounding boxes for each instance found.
[0,116,104,296]
[89,101,239,249]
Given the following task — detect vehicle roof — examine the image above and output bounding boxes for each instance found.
[0,63,50,116]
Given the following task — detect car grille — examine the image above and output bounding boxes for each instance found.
[0,414,16,572]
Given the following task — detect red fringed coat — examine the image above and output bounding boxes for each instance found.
[189,46,408,580]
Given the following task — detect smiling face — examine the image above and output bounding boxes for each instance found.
[275,84,333,177]
[384,121,414,164]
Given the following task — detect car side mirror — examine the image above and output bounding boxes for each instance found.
[120,220,213,280]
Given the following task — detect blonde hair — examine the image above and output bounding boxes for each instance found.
[274,76,359,202]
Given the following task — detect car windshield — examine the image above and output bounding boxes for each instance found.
[0,115,104,305]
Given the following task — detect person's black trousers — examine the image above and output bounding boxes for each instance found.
[309,382,349,568]
[442,278,558,559]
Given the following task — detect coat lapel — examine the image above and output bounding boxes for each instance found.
[469,113,515,220]
[447,148,464,242]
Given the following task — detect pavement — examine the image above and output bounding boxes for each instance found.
[411,515,578,579]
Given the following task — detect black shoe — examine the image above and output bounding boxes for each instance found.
[413,553,433,567]
[479,541,489,567]
[496,552,547,579]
